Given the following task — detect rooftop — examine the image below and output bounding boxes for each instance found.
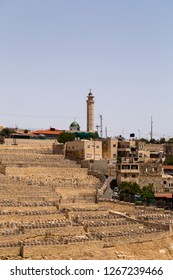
[32,129,62,135]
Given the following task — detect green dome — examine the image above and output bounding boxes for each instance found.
[69,121,80,131]
[70,121,80,127]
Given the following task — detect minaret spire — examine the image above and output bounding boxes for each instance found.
[86,89,95,132]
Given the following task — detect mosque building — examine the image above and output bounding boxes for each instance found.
[69,120,80,132]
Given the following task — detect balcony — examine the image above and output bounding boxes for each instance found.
[118,147,130,152]
[118,163,139,173]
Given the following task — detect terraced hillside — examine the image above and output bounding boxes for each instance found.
[0,139,173,260]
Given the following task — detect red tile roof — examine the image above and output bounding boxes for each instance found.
[162,165,173,170]
[11,132,35,136]
[32,129,62,135]
[155,192,173,198]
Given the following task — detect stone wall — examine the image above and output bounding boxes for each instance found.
[164,143,173,155]
[0,163,6,175]
[139,162,162,189]
[52,143,65,155]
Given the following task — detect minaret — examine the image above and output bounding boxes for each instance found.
[86,89,94,132]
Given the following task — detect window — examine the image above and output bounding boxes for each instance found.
[113,144,116,147]
[122,165,130,169]
[131,165,138,170]
[96,145,99,149]
[113,154,116,158]
[95,154,100,159]
[86,153,92,158]
[132,174,136,178]
[87,145,90,148]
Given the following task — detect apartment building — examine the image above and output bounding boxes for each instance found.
[53,136,165,191]
[117,162,140,184]
[114,140,164,189]
[65,139,102,161]
[102,138,118,160]
[162,165,173,191]
[138,142,165,163]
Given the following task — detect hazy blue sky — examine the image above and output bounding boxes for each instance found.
[0,0,173,139]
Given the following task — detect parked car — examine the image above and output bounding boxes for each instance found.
[112,191,119,199]
[134,194,141,199]
[113,187,119,192]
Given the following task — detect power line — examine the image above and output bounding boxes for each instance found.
[0,113,86,119]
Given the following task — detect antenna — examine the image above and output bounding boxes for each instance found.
[100,115,103,138]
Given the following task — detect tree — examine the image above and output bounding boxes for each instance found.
[140,185,155,202]
[150,138,157,144]
[57,131,75,144]
[168,138,173,144]
[140,138,149,143]
[119,182,141,201]
[159,137,166,144]
[164,143,173,165]
[165,155,173,165]
[0,127,16,138]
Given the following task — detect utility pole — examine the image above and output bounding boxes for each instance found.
[96,125,100,136]
[100,114,103,138]
[137,129,140,140]
[105,127,107,138]
[150,116,153,141]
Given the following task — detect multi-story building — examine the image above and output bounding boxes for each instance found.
[108,139,164,190]
[138,142,165,163]
[102,137,118,160]
[53,136,166,191]
[139,162,162,190]
[65,139,102,161]
[117,162,140,184]
[162,165,173,191]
